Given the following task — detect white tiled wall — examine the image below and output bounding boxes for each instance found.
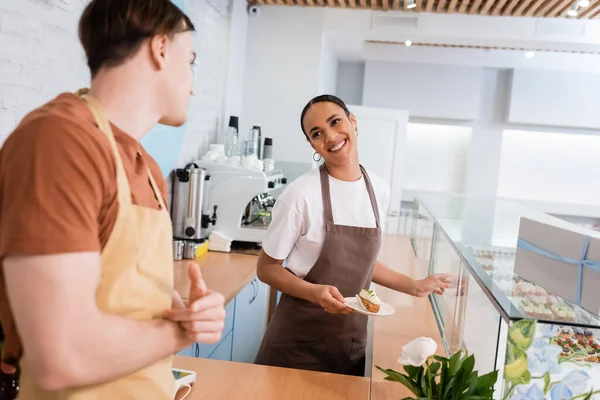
[0,0,232,162]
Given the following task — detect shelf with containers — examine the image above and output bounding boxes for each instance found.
[411,195,600,399]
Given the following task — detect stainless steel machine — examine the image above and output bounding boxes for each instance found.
[170,163,217,243]
[193,161,287,246]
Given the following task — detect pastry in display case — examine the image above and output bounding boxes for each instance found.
[469,246,516,292]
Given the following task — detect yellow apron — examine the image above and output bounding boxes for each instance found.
[18,89,176,400]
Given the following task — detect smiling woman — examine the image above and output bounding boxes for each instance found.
[253,94,450,377]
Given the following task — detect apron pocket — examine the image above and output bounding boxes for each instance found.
[348,337,368,376]
[350,337,367,361]
[266,339,329,371]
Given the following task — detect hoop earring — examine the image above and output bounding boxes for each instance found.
[313,152,322,162]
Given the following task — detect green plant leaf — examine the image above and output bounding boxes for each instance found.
[449,350,466,378]
[434,355,449,363]
[376,366,424,397]
[449,355,477,399]
[425,362,439,398]
[466,370,498,396]
[443,376,457,399]
[428,362,441,376]
[461,355,476,381]
[438,358,448,399]
[420,371,429,397]
[404,365,423,381]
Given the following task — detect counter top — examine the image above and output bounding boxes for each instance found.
[171,235,443,400]
[173,356,370,400]
[174,251,258,304]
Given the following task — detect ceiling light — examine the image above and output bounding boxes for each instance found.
[579,0,590,7]
[567,8,578,16]
[405,40,413,47]
[525,51,535,59]
[406,0,417,9]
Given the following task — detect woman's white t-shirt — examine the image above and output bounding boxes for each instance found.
[261,167,390,279]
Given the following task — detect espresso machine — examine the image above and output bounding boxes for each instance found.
[193,161,287,246]
[170,163,217,246]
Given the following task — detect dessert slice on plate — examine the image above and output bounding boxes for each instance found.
[359,289,381,313]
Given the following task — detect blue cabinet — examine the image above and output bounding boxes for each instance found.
[175,276,269,365]
[176,344,195,358]
[231,278,269,363]
[209,330,233,361]
[196,299,235,359]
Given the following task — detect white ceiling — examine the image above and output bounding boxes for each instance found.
[322,8,600,71]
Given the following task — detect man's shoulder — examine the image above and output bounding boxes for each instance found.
[3,93,111,156]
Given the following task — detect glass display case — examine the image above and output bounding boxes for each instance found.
[412,195,600,399]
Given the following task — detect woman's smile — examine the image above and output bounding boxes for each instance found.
[328,138,347,153]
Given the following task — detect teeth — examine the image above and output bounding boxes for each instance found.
[330,140,345,152]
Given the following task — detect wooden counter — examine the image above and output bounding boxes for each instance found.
[173,356,370,400]
[171,235,443,400]
[173,251,258,304]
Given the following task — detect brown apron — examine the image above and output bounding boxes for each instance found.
[18,90,176,400]
[254,164,382,376]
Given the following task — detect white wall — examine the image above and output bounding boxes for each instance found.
[362,61,483,121]
[462,69,510,201]
[508,69,600,130]
[241,6,326,165]
[336,61,365,105]
[319,34,339,95]
[221,0,249,140]
[498,130,600,207]
[0,0,237,169]
[0,0,89,137]
[403,123,471,194]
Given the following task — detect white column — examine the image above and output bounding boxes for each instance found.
[462,70,511,245]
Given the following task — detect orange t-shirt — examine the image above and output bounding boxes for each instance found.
[0,92,169,257]
[0,92,170,365]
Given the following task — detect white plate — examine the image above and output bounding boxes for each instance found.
[344,295,395,316]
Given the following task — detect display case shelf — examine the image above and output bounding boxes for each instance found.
[411,195,600,399]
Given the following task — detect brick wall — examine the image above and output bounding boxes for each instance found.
[0,0,232,165]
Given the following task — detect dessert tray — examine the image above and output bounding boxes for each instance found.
[552,326,600,364]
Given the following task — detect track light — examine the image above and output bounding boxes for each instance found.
[567,0,590,16]
[406,0,417,9]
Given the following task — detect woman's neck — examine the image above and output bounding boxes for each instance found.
[325,161,362,182]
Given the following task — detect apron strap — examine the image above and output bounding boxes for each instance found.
[76,89,132,205]
[319,164,381,227]
[360,165,381,228]
[319,164,334,224]
[147,166,167,210]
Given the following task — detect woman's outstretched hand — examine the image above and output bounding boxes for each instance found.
[413,274,451,297]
